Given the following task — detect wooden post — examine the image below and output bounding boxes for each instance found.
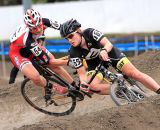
[22,0,32,12]
[151,35,155,51]
[144,36,148,52]
[134,36,138,56]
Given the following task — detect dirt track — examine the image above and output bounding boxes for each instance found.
[0,51,160,130]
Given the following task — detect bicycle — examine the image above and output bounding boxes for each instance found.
[85,58,147,106]
[21,58,84,116]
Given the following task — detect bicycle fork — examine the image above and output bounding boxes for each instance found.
[118,80,142,102]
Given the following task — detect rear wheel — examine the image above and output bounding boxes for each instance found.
[21,78,76,116]
[110,81,147,106]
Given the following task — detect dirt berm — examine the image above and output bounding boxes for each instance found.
[16,96,160,130]
[0,51,160,130]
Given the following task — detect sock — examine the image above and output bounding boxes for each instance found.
[45,82,52,89]
[71,81,79,90]
[71,81,76,86]
[156,88,160,94]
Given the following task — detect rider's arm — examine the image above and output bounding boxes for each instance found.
[31,44,50,64]
[89,29,113,61]
[25,36,50,64]
[90,29,113,52]
[100,37,113,53]
[49,59,68,66]
[77,66,91,92]
[77,66,88,83]
[49,55,70,66]
[68,56,87,82]
[99,37,113,61]
[42,18,61,30]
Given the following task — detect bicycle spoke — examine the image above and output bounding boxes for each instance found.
[21,78,76,116]
[110,80,146,106]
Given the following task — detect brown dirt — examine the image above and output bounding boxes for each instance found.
[0,51,160,130]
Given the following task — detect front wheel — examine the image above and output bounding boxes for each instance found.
[110,81,147,106]
[21,78,76,116]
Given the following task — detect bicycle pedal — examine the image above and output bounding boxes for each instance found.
[45,99,58,106]
[76,94,84,101]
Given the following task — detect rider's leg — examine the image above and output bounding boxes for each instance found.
[21,63,47,87]
[9,66,19,84]
[121,62,160,93]
[50,66,74,83]
[48,65,74,94]
[47,53,74,84]
[87,73,111,95]
[21,63,53,100]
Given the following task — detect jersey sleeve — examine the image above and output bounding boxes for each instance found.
[25,33,49,64]
[42,18,61,30]
[85,28,105,43]
[68,46,83,69]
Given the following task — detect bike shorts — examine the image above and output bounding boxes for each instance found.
[116,57,130,71]
[86,56,130,72]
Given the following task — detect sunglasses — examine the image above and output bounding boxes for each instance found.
[65,32,78,39]
[66,34,74,39]
[29,23,43,32]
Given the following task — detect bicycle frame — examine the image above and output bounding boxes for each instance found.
[88,60,116,84]
[87,59,140,93]
[32,59,75,91]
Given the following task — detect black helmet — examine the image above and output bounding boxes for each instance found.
[60,18,81,38]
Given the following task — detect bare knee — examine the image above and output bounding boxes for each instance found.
[30,73,42,85]
[22,64,46,86]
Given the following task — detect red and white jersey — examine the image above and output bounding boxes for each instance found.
[10,24,32,46]
[9,18,60,70]
[9,18,60,55]
[10,18,60,45]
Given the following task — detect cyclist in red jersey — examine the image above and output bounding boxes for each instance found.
[9,9,76,101]
[9,35,45,84]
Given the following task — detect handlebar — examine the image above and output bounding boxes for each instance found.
[93,57,120,72]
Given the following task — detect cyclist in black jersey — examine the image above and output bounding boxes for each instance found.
[60,18,160,95]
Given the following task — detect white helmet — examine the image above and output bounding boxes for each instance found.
[24,9,42,28]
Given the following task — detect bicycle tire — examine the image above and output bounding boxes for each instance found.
[21,78,76,116]
[110,81,147,106]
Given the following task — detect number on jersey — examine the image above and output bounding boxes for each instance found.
[92,29,103,41]
[30,46,42,56]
